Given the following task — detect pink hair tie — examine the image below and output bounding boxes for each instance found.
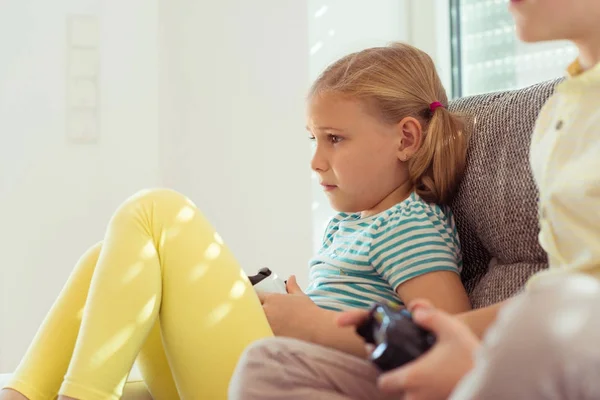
[429,101,444,112]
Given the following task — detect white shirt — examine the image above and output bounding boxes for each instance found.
[528,59,600,286]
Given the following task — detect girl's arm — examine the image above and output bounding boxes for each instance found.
[457,300,507,338]
[397,271,507,339]
[309,271,471,356]
[311,309,370,357]
[395,270,471,314]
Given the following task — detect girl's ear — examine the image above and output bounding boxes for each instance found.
[396,117,423,161]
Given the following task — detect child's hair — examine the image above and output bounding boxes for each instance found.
[309,42,469,205]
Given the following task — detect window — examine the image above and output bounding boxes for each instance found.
[450,0,577,97]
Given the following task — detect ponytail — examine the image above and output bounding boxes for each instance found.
[408,107,468,205]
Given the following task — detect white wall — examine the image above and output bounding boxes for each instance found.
[409,0,452,93]
[0,0,160,371]
[0,0,313,373]
[158,0,313,283]
[154,0,314,377]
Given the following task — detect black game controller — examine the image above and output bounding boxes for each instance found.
[356,303,436,371]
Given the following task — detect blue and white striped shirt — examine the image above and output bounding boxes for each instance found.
[306,192,462,311]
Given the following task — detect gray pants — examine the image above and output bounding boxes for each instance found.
[229,274,600,400]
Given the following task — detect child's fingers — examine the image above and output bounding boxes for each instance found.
[336,309,370,327]
[377,359,416,394]
[411,307,468,340]
[286,275,305,295]
[407,298,434,312]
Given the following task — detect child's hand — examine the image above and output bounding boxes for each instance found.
[284,275,304,295]
[336,308,371,327]
[258,275,325,342]
[336,309,378,354]
[377,300,481,400]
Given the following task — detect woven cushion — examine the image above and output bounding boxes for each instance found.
[449,79,561,308]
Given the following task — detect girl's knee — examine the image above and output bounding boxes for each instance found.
[82,241,104,259]
[126,188,195,209]
[111,188,199,225]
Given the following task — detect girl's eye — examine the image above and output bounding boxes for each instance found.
[328,134,343,144]
[308,135,316,141]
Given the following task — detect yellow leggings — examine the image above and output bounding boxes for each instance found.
[5,189,273,399]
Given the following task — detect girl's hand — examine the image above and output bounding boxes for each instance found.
[258,276,325,342]
[337,308,371,327]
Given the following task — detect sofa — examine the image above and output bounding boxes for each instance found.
[0,366,151,400]
[449,78,559,307]
[0,79,560,399]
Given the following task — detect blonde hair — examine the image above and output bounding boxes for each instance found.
[309,42,469,205]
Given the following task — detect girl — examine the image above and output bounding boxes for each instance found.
[1,42,470,400]
[231,0,600,399]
